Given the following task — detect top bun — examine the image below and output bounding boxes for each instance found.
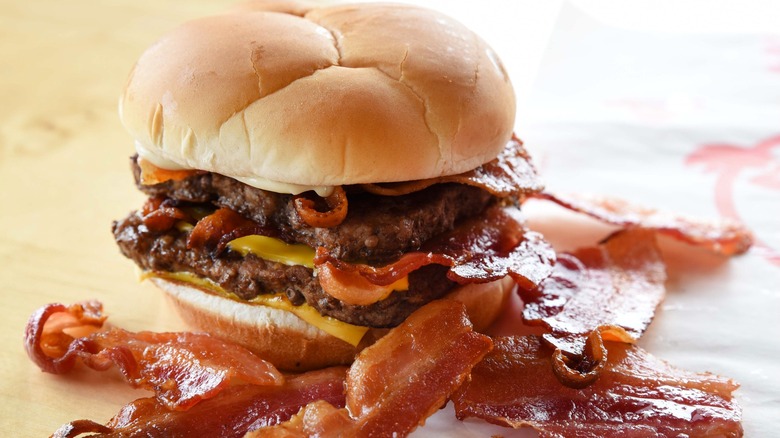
[120,1,515,188]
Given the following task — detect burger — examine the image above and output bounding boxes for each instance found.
[112,1,546,371]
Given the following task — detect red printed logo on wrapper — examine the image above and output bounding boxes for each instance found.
[686,135,780,266]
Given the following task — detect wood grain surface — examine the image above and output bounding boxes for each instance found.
[0,1,242,434]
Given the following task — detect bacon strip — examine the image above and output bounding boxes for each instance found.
[453,336,743,437]
[534,191,753,255]
[52,367,347,438]
[520,229,666,353]
[361,136,542,198]
[25,302,283,410]
[315,206,556,303]
[250,300,494,437]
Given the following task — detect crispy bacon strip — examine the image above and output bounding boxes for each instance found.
[534,191,753,255]
[361,137,542,198]
[293,185,348,228]
[25,302,283,410]
[315,206,556,303]
[521,229,666,352]
[518,229,666,387]
[250,300,494,437]
[454,336,743,437]
[187,207,269,254]
[52,367,347,438]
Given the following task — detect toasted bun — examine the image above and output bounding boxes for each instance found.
[120,2,515,187]
[151,276,514,371]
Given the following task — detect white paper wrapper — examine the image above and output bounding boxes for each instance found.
[415,1,780,436]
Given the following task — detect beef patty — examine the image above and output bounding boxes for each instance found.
[113,211,456,327]
[117,159,500,326]
[132,157,494,263]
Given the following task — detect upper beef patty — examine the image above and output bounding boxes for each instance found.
[132,157,494,263]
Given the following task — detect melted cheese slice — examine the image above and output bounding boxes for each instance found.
[228,235,316,268]
[142,270,369,346]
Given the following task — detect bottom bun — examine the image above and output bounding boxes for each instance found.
[150,275,515,371]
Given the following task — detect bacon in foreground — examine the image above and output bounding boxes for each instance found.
[25,301,283,410]
[316,206,556,306]
[519,229,666,355]
[453,336,743,438]
[534,191,753,255]
[52,367,347,438]
[250,300,494,437]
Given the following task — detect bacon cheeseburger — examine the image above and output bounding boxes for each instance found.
[113,1,553,371]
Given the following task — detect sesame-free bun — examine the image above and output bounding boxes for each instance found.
[120,2,515,187]
[150,275,514,371]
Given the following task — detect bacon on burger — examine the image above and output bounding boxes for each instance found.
[112,1,553,371]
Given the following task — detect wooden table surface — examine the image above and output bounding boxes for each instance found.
[0,1,250,434]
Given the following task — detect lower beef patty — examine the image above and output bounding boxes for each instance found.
[113,212,456,327]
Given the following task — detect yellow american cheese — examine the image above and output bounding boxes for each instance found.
[228,235,316,268]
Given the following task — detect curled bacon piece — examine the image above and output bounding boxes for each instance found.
[518,229,666,386]
[454,336,743,438]
[293,185,348,228]
[25,301,283,410]
[250,300,493,437]
[187,207,269,254]
[360,136,542,198]
[534,191,753,255]
[550,330,608,389]
[52,367,347,438]
[315,206,556,305]
[24,301,106,373]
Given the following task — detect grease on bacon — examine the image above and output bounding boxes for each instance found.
[453,336,743,438]
[51,367,347,438]
[517,229,666,387]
